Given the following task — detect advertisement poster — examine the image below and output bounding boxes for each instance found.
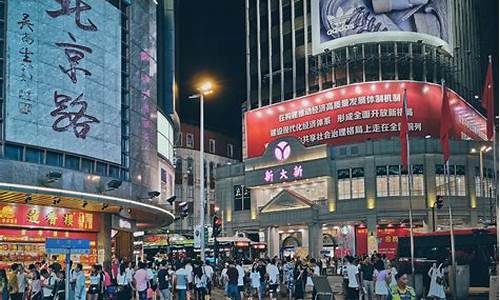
[6,0,122,163]
[311,0,451,54]
[245,81,486,158]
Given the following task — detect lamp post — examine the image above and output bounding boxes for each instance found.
[189,82,213,262]
[471,145,492,223]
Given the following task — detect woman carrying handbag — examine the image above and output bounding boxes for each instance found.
[427,263,446,300]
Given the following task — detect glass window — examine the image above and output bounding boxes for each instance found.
[95,162,107,176]
[227,144,234,158]
[175,158,183,184]
[376,166,388,197]
[46,151,63,167]
[81,159,93,173]
[65,155,80,170]
[388,165,400,196]
[209,139,216,153]
[161,168,167,183]
[25,147,43,164]
[186,133,194,148]
[109,165,120,179]
[351,177,365,198]
[4,144,23,161]
[187,158,194,186]
[337,179,351,200]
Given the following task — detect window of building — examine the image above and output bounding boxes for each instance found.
[376,166,389,197]
[187,158,194,185]
[4,144,23,161]
[109,165,120,179]
[186,133,194,148]
[161,168,167,183]
[377,165,425,197]
[179,132,183,146]
[175,185,183,199]
[227,143,234,158]
[209,162,215,189]
[81,159,93,173]
[234,185,251,211]
[475,167,495,198]
[175,158,183,184]
[65,155,80,170]
[337,168,365,200]
[209,139,216,153]
[435,164,466,196]
[25,147,44,164]
[188,186,194,199]
[95,162,107,176]
[46,151,63,167]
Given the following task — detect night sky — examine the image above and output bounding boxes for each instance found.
[176,0,245,138]
[177,0,499,142]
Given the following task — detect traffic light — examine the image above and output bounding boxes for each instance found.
[436,195,444,209]
[212,215,222,237]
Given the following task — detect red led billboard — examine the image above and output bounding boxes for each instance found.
[245,81,487,158]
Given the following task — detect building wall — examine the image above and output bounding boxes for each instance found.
[216,138,495,255]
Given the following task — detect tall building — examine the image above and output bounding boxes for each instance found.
[0,0,177,265]
[173,122,240,235]
[216,0,494,262]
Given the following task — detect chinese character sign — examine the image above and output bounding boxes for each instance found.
[263,165,304,183]
[6,0,121,163]
[0,204,99,232]
[245,81,487,158]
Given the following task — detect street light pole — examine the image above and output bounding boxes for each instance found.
[189,82,213,262]
[199,92,205,262]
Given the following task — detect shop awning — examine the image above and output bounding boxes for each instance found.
[0,182,174,229]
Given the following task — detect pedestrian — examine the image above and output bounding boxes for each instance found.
[249,264,261,300]
[427,263,446,300]
[235,261,245,300]
[374,260,391,300]
[387,272,416,300]
[203,261,214,298]
[256,260,266,300]
[41,267,56,300]
[293,260,307,300]
[89,265,101,300]
[388,261,398,287]
[226,261,240,300]
[220,263,229,297]
[117,263,132,300]
[74,264,87,300]
[17,264,26,300]
[157,261,171,300]
[344,256,361,300]
[266,259,280,300]
[0,270,8,300]
[193,262,207,300]
[133,262,148,300]
[53,271,65,300]
[9,264,20,300]
[360,256,375,300]
[184,259,193,297]
[29,269,41,300]
[173,262,188,300]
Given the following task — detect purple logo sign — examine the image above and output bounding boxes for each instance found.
[274,141,291,161]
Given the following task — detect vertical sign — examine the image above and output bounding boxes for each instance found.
[6,0,122,163]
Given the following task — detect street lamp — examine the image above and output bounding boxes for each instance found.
[471,146,493,224]
[189,81,213,262]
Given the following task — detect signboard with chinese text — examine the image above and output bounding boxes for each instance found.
[311,0,452,55]
[45,238,90,254]
[0,204,99,232]
[6,0,122,163]
[377,227,409,259]
[245,81,487,158]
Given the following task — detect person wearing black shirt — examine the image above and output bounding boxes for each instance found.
[226,261,240,300]
[360,256,375,300]
[157,261,171,300]
[256,260,267,299]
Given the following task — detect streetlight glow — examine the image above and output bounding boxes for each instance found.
[486,146,492,152]
[471,148,477,153]
[481,145,487,151]
[199,81,213,94]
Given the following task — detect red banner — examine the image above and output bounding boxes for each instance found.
[245,81,487,158]
[377,227,409,259]
[0,203,99,232]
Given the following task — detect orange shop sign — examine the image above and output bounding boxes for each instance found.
[0,204,99,232]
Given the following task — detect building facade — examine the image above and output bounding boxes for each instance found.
[0,0,177,266]
[173,122,240,235]
[215,0,495,258]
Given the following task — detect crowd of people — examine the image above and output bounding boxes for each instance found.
[0,253,449,300]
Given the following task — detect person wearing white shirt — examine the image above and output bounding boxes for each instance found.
[249,264,261,300]
[203,262,214,297]
[266,259,280,300]
[236,261,245,300]
[345,256,360,300]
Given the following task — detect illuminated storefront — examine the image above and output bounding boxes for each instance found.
[216,81,493,258]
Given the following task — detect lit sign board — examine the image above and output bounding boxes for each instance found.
[6,0,122,163]
[245,81,486,158]
[311,0,452,54]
